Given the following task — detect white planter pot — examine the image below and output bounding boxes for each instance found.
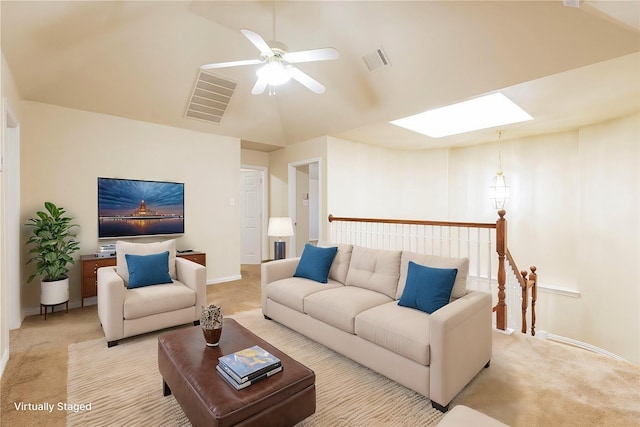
[41,278,69,305]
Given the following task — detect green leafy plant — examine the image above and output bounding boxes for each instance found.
[24,201,80,283]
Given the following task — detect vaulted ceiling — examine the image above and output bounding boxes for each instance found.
[2,1,639,151]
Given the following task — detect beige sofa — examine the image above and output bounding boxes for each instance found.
[97,240,206,348]
[261,244,492,412]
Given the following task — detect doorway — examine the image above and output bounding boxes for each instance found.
[240,166,267,264]
[2,98,21,333]
[288,158,321,257]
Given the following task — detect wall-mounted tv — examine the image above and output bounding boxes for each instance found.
[98,177,184,239]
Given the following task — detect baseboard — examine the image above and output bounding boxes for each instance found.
[23,300,85,317]
[541,332,628,362]
[493,326,515,335]
[207,275,242,285]
[1,347,9,379]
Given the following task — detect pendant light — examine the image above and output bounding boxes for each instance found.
[489,130,510,210]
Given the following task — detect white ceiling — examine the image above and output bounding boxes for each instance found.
[2,1,639,151]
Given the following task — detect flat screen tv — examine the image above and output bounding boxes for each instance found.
[98,177,184,239]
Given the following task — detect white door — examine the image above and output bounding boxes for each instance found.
[240,170,262,264]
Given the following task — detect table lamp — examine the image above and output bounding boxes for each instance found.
[268,217,294,260]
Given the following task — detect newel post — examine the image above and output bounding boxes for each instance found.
[495,210,507,331]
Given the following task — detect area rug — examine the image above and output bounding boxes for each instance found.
[68,309,640,426]
[67,310,445,426]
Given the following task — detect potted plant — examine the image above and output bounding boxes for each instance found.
[24,201,80,306]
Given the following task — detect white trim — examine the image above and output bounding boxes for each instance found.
[541,331,628,362]
[537,283,581,297]
[23,300,76,317]
[0,348,8,379]
[470,275,581,298]
[288,157,323,258]
[207,275,242,285]
[494,326,515,335]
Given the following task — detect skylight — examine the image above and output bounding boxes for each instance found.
[390,93,533,138]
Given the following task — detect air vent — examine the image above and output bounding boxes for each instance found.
[185,71,237,124]
[363,47,391,72]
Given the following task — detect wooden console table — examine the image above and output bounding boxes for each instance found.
[80,251,206,307]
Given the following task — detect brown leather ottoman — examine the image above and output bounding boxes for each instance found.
[158,318,316,427]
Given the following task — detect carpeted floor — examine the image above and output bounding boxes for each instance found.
[65,309,640,427]
[3,263,640,426]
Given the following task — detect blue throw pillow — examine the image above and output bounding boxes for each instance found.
[125,251,173,289]
[398,261,458,314]
[294,244,338,283]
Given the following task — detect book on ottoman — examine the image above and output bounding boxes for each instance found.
[218,345,282,384]
[216,364,283,390]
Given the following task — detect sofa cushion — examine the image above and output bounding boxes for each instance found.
[267,277,344,314]
[294,244,338,283]
[355,301,431,365]
[117,240,177,286]
[123,280,195,320]
[345,246,401,299]
[398,262,457,314]
[397,251,469,300]
[304,286,393,334]
[317,243,353,284]
[125,251,173,289]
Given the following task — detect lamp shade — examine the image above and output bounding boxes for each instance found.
[267,217,294,238]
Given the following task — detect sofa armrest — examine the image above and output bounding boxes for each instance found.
[176,257,206,319]
[261,257,301,314]
[97,266,125,342]
[429,290,493,409]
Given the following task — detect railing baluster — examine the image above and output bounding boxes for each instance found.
[486,228,492,285]
[476,228,481,279]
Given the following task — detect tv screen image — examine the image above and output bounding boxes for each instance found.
[98,177,184,239]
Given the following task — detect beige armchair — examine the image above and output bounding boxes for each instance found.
[97,240,206,347]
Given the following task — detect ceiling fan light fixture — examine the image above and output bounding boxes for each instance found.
[257,62,291,86]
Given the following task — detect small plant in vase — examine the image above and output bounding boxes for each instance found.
[201,304,223,346]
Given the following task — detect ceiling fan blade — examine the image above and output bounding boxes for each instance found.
[289,67,326,94]
[251,77,268,95]
[284,48,339,64]
[241,29,274,57]
[201,59,262,70]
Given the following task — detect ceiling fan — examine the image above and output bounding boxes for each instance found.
[201,28,339,95]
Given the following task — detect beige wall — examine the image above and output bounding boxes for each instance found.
[573,114,639,362]
[241,148,268,168]
[323,113,640,363]
[327,137,450,220]
[19,102,242,311]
